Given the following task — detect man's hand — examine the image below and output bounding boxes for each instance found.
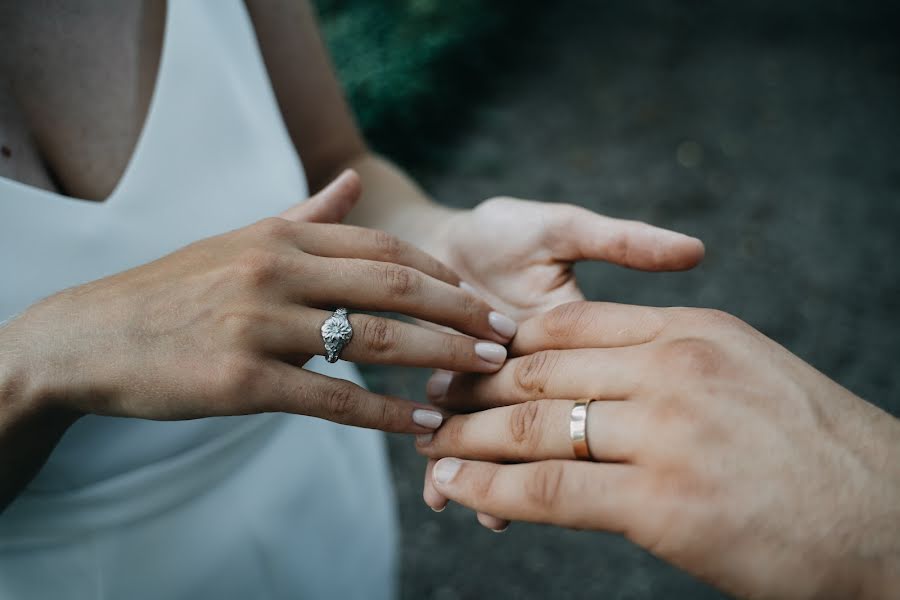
[423,197,705,320]
[418,196,705,526]
[418,301,900,600]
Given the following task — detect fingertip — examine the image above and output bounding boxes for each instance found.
[690,236,706,263]
[321,168,362,202]
[426,370,453,402]
[424,460,449,511]
[477,513,510,533]
[670,234,706,270]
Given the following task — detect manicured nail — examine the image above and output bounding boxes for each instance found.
[475,341,507,364]
[426,371,453,401]
[431,504,446,513]
[413,409,443,429]
[433,458,462,485]
[491,524,509,533]
[488,311,518,339]
[416,433,433,445]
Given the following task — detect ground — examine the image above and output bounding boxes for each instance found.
[354,2,900,598]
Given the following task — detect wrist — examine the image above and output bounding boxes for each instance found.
[0,316,80,426]
[404,203,462,261]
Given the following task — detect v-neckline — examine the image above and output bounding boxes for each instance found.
[0,1,170,211]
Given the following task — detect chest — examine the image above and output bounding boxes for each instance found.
[4,0,165,200]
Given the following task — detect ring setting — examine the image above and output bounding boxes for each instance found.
[321,307,353,363]
[570,399,595,460]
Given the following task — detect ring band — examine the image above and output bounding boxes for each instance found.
[570,399,595,460]
[321,307,353,363]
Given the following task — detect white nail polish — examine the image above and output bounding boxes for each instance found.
[426,371,453,400]
[488,311,518,339]
[416,433,433,445]
[433,458,462,485]
[475,341,507,364]
[413,409,443,429]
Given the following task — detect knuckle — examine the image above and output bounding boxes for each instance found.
[525,463,566,511]
[657,337,722,377]
[442,337,463,367]
[360,318,401,354]
[441,418,466,448]
[508,400,545,452]
[375,398,399,430]
[372,229,405,261]
[217,353,266,399]
[607,231,634,266]
[233,249,281,288]
[380,264,420,297]
[254,217,294,240]
[324,384,359,420]
[460,290,482,321]
[471,464,502,502]
[542,301,593,340]
[218,310,261,344]
[513,351,557,396]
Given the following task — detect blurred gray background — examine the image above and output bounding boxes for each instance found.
[319,1,900,598]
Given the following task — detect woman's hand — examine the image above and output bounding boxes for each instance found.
[422,197,705,321]
[417,302,900,600]
[1,170,517,433]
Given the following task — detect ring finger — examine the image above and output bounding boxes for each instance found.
[417,399,643,463]
[297,257,515,344]
[256,307,508,372]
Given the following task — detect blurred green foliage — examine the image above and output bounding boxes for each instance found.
[312,0,524,161]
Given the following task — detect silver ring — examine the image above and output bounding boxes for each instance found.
[321,307,353,363]
[570,399,595,460]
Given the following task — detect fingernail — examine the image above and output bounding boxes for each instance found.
[488,311,518,339]
[475,341,507,364]
[491,525,509,533]
[431,504,446,513]
[416,433,433,445]
[413,409,443,429]
[426,371,453,401]
[433,458,462,485]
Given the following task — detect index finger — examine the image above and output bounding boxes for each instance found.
[511,301,670,357]
[293,222,460,287]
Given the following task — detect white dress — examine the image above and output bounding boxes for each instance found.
[0,1,398,598]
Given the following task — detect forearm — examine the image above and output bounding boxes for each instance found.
[0,322,77,512]
[343,153,458,250]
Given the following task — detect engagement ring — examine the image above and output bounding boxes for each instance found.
[321,307,353,363]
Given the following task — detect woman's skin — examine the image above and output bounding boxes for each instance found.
[417,301,900,600]
[0,1,704,510]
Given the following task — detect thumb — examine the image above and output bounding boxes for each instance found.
[279,169,362,223]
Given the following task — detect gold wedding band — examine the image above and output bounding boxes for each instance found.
[570,399,595,460]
